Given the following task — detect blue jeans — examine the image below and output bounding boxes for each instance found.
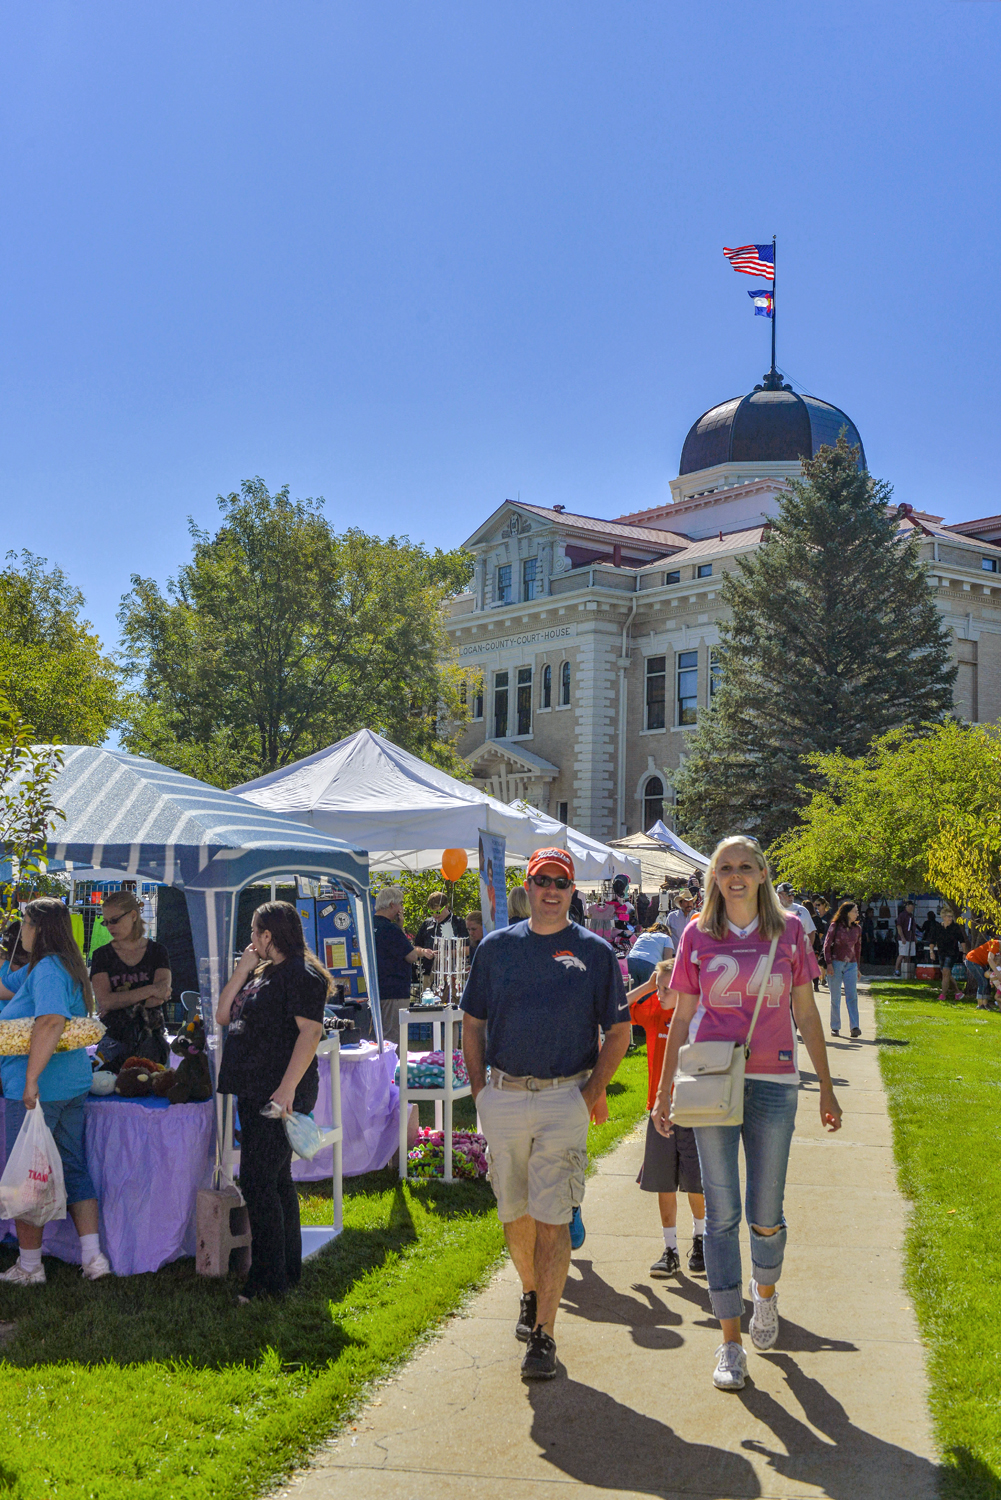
[966,961,990,1000]
[627,958,656,986]
[829,961,859,1031]
[694,1079,798,1321]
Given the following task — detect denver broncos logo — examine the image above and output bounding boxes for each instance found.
[553,951,587,972]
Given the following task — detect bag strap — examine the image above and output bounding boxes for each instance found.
[743,936,780,1058]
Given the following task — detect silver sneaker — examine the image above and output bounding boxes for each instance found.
[712,1341,747,1390]
[749,1279,779,1350]
[0,1259,45,1286]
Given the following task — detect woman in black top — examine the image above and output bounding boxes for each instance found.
[90,892,172,1064]
[217,902,330,1301]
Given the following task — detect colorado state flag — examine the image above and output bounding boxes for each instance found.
[748,289,774,319]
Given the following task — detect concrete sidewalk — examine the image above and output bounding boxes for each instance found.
[287,986,939,1500]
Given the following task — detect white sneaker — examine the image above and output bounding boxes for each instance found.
[0,1259,45,1286]
[749,1279,779,1350]
[712,1341,747,1390]
[82,1252,112,1281]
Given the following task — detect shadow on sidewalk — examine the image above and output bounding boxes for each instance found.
[529,1376,761,1497]
[561,1260,684,1350]
[738,1351,942,1499]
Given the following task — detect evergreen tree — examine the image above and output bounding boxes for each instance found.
[673,437,956,852]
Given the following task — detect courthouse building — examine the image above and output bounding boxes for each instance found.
[446,369,1001,841]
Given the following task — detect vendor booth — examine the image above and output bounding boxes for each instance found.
[606,831,707,890]
[5,744,394,1272]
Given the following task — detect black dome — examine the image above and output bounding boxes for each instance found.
[679,375,865,476]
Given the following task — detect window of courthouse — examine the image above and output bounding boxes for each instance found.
[643,776,665,828]
[646,656,666,730]
[541,663,552,708]
[496,564,513,605]
[677,650,698,725]
[494,671,509,737]
[516,668,532,735]
[522,558,539,599]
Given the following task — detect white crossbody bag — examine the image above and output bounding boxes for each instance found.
[669,935,779,1129]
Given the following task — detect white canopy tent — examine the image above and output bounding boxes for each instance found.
[508,802,640,885]
[645,820,709,868]
[234,729,559,872]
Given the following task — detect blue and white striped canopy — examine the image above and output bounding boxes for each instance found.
[45,746,370,892]
[28,747,383,1045]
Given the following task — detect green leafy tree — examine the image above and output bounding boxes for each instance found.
[771,722,983,898]
[0,551,119,745]
[0,695,66,921]
[117,478,475,788]
[673,438,956,851]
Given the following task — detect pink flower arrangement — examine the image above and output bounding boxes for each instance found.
[407,1127,489,1180]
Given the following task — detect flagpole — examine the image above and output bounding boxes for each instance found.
[770,234,777,377]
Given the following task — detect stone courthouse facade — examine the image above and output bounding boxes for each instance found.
[447,372,1001,841]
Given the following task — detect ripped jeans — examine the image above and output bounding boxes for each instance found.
[694,1079,799,1321]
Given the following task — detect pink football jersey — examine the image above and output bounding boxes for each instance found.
[670,915,818,1077]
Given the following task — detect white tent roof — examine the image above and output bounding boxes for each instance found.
[233,729,555,872]
[607,832,705,887]
[645,820,709,868]
[508,803,640,885]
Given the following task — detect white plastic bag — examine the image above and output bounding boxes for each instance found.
[284,1111,325,1160]
[0,1106,67,1225]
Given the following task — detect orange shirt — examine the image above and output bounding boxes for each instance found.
[629,991,674,1110]
[967,940,999,968]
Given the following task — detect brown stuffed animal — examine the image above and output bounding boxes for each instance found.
[116,1065,157,1097]
[151,1019,213,1105]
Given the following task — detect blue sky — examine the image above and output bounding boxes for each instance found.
[2,1,999,648]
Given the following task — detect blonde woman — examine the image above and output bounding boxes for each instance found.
[506,886,531,922]
[0,898,110,1284]
[90,891,172,1064]
[652,836,842,1391]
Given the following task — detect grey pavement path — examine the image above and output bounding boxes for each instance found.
[283,984,939,1500]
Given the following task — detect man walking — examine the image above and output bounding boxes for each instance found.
[776,883,817,939]
[462,847,631,1380]
[666,891,695,953]
[895,899,917,978]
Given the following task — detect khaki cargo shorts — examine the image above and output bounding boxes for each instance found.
[476,1075,589,1225]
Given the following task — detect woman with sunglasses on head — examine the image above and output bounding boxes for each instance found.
[216,902,330,1302]
[89,891,172,1065]
[0,898,110,1284]
[651,837,842,1392]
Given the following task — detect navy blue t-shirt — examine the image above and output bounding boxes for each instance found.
[374,914,415,999]
[460,920,629,1078]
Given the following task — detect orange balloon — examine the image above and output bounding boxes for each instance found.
[441,848,468,882]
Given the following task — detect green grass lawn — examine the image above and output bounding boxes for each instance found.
[872,981,1001,1499]
[0,1047,649,1500]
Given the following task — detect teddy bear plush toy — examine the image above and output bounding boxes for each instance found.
[151,1019,214,1105]
[116,1057,165,1097]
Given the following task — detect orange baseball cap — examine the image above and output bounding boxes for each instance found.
[526,847,576,881]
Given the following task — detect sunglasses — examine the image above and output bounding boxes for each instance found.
[528,874,572,890]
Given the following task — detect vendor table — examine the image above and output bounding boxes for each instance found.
[397,1006,471,1184]
[292,1041,399,1182]
[0,1095,214,1276]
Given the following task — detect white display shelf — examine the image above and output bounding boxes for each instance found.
[397,1005,471,1184]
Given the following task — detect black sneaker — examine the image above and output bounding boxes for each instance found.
[521,1327,558,1380]
[650,1246,680,1277]
[850,1027,861,1038]
[516,1290,537,1342]
[688,1235,706,1275]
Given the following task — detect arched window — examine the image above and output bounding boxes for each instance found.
[542,663,552,708]
[560,660,571,706]
[643,776,664,830]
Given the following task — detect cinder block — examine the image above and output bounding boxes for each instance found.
[196,1187,252,1277]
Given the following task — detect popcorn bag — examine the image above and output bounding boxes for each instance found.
[0,1107,67,1226]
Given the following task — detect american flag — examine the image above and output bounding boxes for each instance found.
[723,244,774,280]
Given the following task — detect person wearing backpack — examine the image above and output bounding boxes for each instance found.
[0,898,111,1285]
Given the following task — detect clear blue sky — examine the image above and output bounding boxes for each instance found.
[2,1,999,649]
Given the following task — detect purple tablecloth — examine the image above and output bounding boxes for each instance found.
[291,1044,400,1181]
[0,1096,214,1276]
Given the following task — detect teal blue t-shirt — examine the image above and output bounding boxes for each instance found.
[0,955,93,1101]
[0,962,28,994]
